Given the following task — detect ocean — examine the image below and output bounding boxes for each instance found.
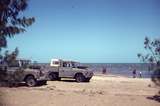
[82,63,153,78]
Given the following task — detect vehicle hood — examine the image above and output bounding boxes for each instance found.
[73,67,93,73]
[77,66,88,69]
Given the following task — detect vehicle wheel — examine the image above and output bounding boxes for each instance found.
[85,78,91,82]
[42,80,47,85]
[38,80,47,85]
[75,74,85,82]
[25,76,37,87]
[58,77,61,81]
[48,73,58,81]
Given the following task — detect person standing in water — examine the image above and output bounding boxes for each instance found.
[132,68,137,78]
[102,67,107,74]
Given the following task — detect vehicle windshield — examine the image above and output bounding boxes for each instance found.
[8,60,31,67]
[70,62,79,68]
[20,60,31,67]
[71,62,88,69]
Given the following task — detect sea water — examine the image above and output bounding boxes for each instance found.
[83,63,153,78]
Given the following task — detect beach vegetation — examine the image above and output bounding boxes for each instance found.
[138,37,160,87]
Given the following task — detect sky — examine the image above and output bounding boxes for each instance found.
[5,0,160,63]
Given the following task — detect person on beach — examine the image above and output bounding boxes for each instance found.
[102,67,107,74]
[132,68,137,78]
[139,71,142,78]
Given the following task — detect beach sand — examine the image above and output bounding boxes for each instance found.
[0,74,159,106]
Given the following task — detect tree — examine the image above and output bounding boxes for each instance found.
[0,0,35,86]
[0,0,35,61]
[3,47,19,64]
[138,37,160,86]
[0,0,35,48]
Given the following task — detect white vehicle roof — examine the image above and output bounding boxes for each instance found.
[51,59,62,62]
[50,59,80,67]
[51,59,78,63]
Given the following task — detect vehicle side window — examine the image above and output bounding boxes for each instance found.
[63,62,67,67]
[8,60,19,67]
[0,65,7,71]
[71,63,75,68]
[53,61,59,65]
[63,62,72,67]
[67,63,70,67]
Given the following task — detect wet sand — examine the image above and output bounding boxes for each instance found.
[0,74,159,106]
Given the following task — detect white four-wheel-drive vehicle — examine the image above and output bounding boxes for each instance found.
[47,59,93,82]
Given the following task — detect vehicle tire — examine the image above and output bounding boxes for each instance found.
[38,80,47,85]
[75,74,85,82]
[85,78,91,82]
[58,77,61,81]
[25,76,37,87]
[48,73,58,81]
[42,80,47,85]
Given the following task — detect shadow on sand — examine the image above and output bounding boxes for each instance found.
[60,79,90,83]
[60,79,76,82]
[147,95,160,103]
[0,82,47,87]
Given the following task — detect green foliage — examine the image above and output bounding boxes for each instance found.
[152,68,160,86]
[138,37,160,86]
[0,0,35,64]
[0,47,19,82]
[137,37,160,64]
[3,47,19,65]
[0,0,35,48]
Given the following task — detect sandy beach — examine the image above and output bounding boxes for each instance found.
[0,74,159,106]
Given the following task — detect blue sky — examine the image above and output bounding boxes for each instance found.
[6,0,160,63]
